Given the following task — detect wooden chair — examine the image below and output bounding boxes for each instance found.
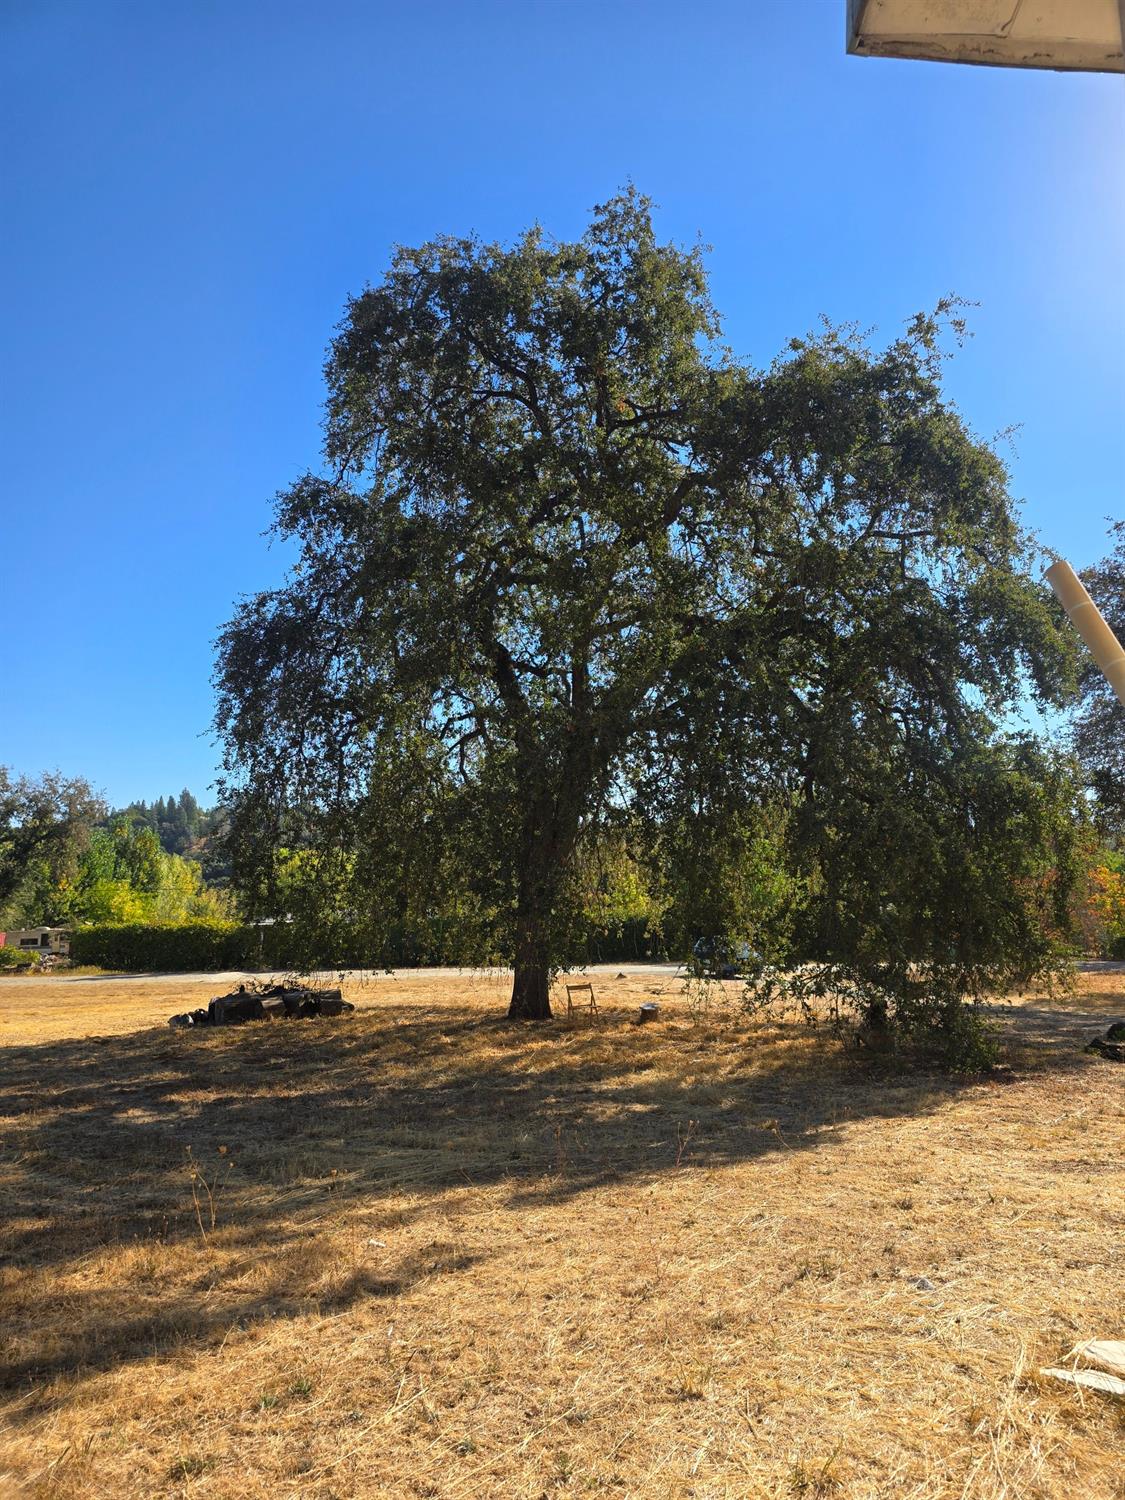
[565,981,598,1020]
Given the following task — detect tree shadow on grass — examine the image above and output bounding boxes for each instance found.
[0,1246,484,1391]
[0,996,1108,1397]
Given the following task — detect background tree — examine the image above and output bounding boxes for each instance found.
[73,821,232,925]
[652,802,798,963]
[0,769,105,925]
[109,790,223,861]
[216,190,1079,1037]
[1,774,233,929]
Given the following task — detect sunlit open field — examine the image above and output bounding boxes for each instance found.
[1,968,1122,1499]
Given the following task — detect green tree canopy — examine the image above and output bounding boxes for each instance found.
[0,769,105,925]
[216,190,1079,1033]
[73,821,231,926]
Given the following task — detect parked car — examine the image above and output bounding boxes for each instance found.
[690,936,761,979]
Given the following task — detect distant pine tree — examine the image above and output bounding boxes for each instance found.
[179,788,200,840]
[103,790,222,863]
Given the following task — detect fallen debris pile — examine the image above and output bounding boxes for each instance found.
[1084,1018,1125,1061]
[169,983,354,1029]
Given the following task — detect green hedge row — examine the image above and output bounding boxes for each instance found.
[67,916,670,973]
[69,922,285,973]
[68,920,496,973]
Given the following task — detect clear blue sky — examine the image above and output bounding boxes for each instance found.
[2,1,1122,807]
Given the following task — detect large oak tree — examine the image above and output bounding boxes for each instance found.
[216,191,1079,1027]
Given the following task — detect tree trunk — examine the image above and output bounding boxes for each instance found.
[507,770,587,1019]
[509,903,553,1018]
[509,956,552,1019]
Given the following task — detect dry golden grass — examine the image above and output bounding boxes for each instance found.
[1,967,1122,1499]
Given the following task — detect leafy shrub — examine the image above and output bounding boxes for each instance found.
[579,917,666,964]
[1086,859,1125,957]
[732,959,1012,1070]
[70,922,265,973]
[66,918,493,972]
[0,945,40,970]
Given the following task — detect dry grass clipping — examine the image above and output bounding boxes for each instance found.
[1,968,1123,1498]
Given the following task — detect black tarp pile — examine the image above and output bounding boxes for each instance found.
[169,983,355,1029]
[1085,1019,1125,1061]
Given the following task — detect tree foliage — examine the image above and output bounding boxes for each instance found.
[110,789,225,862]
[216,190,1080,1038]
[0,770,232,929]
[73,822,232,925]
[1086,851,1125,957]
[0,769,105,924]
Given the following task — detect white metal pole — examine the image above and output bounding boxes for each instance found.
[1046,559,1125,708]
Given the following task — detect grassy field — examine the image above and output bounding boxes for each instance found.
[1,968,1122,1499]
